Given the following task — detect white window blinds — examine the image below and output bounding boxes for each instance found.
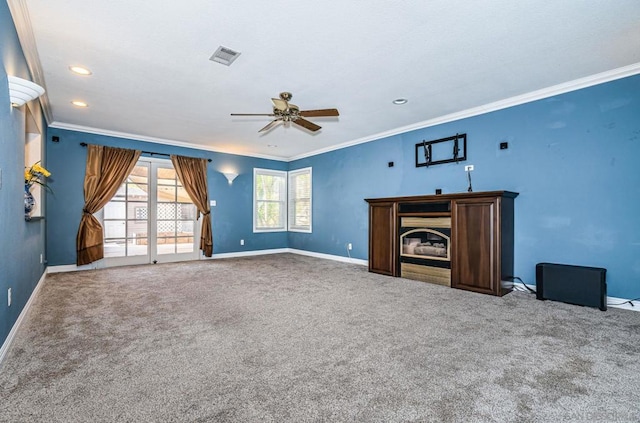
[253,168,287,232]
[288,167,312,233]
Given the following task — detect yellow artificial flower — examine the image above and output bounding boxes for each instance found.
[31,163,51,177]
[25,161,53,192]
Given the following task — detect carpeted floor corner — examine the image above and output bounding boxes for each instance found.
[1,254,639,422]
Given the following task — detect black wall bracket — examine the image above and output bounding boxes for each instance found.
[415,133,467,168]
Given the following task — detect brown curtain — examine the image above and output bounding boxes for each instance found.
[76,145,141,265]
[170,155,213,257]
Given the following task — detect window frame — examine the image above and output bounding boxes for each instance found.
[253,168,288,232]
[287,167,312,233]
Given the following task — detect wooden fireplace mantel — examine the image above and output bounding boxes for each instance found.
[365,191,518,296]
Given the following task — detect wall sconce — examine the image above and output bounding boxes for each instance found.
[222,172,238,184]
[8,76,45,107]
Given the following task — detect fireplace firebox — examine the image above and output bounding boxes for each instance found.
[399,217,451,286]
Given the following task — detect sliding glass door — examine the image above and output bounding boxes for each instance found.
[102,158,199,267]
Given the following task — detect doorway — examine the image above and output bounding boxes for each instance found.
[101,158,199,267]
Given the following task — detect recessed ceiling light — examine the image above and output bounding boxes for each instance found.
[267,144,278,148]
[71,100,88,107]
[392,98,408,105]
[69,66,92,76]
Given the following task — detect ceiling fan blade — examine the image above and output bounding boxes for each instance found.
[231,113,276,116]
[271,98,288,111]
[293,117,321,132]
[258,119,282,133]
[299,108,340,117]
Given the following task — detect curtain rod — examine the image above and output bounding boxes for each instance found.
[79,142,212,162]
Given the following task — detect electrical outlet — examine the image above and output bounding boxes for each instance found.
[210,200,216,207]
[464,165,474,172]
[347,243,353,250]
[7,288,11,307]
[240,239,244,246]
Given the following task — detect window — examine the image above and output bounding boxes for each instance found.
[253,167,313,233]
[288,167,312,233]
[253,168,287,232]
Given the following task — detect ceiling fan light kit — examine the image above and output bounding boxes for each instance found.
[231,92,339,133]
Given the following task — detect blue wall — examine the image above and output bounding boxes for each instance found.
[45,128,288,266]
[1,2,47,347]
[291,75,640,299]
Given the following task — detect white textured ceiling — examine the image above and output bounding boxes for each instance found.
[14,0,640,160]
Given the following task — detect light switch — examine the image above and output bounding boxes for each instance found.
[210,200,216,207]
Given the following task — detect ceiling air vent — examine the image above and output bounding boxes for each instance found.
[209,46,241,66]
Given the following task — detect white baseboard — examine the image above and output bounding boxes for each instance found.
[511,282,639,312]
[205,248,290,259]
[47,262,100,273]
[0,271,47,367]
[288,248,368,266]
[510,281,538,293]
[606,296,640,312]
[207,247,368,266]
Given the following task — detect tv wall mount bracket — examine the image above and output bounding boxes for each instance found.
[415,133,467,168]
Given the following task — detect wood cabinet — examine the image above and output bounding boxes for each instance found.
[368,201,397,276]
[366,191,517,296]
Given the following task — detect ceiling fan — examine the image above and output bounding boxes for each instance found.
[231,92,339,133]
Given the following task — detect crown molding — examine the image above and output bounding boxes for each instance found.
[287,63,640,161]
[6,0,53,124]
[49,122,286,162]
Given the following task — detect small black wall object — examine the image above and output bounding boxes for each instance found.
[52,136,60,143]
[388,161,394,167]
[435,188,442,195]
[500,142,508,150]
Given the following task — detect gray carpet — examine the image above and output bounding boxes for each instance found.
[1,254,639,422]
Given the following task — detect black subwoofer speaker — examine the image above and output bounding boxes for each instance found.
[536,263,607,311]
